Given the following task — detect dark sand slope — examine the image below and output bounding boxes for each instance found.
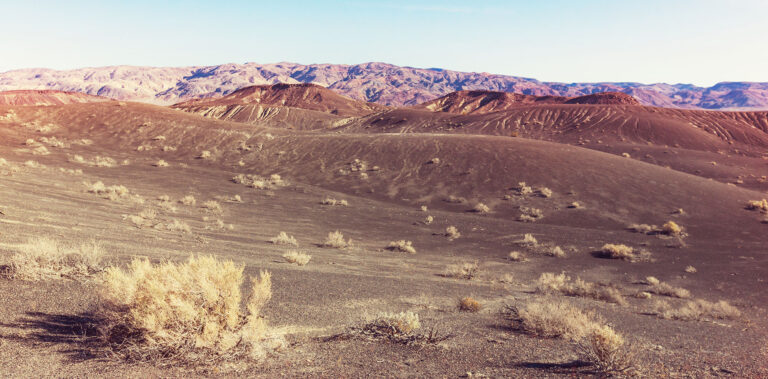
[0,101,767,377]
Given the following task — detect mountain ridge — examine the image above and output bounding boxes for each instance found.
[1,62,767,110]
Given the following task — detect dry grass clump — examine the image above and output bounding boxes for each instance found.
[71,155,117,167]
[282,251,311,266]
[444,195,466,204]
[179,195,197,206]
[153,159,169,167]
[59,167,84,175]
[515,182,533,196]
[472,202,491,213]
[518,207,543,222]
[164,219,191,233]
[198,150,212,159]
[518,233,538,246]
[684,265,697,273]
[420,205,428,212]
[424,215,434,225]
[536,273,627,305]
[40,136,66,148]
[539,245,566,258]
[270,231,298,247]
[387,240,416,254]
[597,243,652,262]
[628,223,656,234]
[538,187,553,198]
[232,173,287,190]
[5,237,104,281]
[201,200,223,213]
[24,160,44,169]
[320,197,349,206]
[745,199,768,211]
[442,261,479,280]
[458,297,482,312]
[661,221,683,236]
[652,299,741,321]
[504,301,635,374]
[31,145,50,155]
[508,251,527,262]
[84,181,132,201]
[444,226,461,240]
[628,221,685,237]
[644,276,691,298]
[359,311,422,343]
[321,230,352,249]
[125,209,158,228]
[97,256,284,364]
[568,201,582,209]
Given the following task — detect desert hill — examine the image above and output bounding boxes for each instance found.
[1,62,768,109]
[0,90,111,106]
[418,90,639,114]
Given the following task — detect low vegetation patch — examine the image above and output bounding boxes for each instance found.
[387,240,416,254]
[515,182,533,196]
[4,237,104,281]
[232,173,287,190]
[320,197,349,206]
[536,272,627,305]
[503,300,635,375]
[444,226,461,240]
[179,195,197,206]
[518,207,543,222]
[270,231,299,247]
[201,200,223,213]
[471,202,491,213]
[458,297,482,312]
[652,299,741,321]
[597,243,651,262]
[322,230,352,249]
[508,251,527,262]
[97,256,284,364]
[442,261,479,280]
[282,251,311,266]
[644,276,691,298]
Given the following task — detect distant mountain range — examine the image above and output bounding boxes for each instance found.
[1,62,766,110]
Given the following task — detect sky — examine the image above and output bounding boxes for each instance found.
[0,0,766,86]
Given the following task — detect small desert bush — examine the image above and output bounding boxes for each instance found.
[653,299,741,321]
[154,159,169,167]
[201,200,223,213]
[360,311,421,342]
[72,155,117,167]
[420,205,428,212]
[628,223,656,234]
[445,226,461,240]
[179,195,197,206]
[442,261,479,280]
[85,181,132,201]
[424,215,434,225]
[282,251,311,266]
[568,201,582,209]
[322,230,352,249]
[644,277,691,298]
[597,243,651,262]
[472,202,491,213]
[232,173,286,190]
[387,240,416,254]
[164,219,191,233]
[270,231,298,247]
[536,272,627,305]
[661,221,683,236]
[518,233,538,246]
[539,245,566,258]
[745,199,768,211]
[97,256,284,364]
[684,265,697,273]
[508,251,527,262]
[538,187,553,198]
[320,197,348,206]
[458,297,482,312]
[518,207,543,222]
[5,237,104,280]
[504,300,635,374]
[198,150,212,159]
[516,182,533,196]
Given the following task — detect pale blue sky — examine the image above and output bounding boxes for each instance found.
[1,0,766,86]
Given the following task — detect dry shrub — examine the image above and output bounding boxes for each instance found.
[508,251,527,262]
[472,202,491,213]
[445,226,461,240]
[745,199,768,211]
[201,200,223,213]
[653,299,741,321]
[518,207,543,222]
[516,182,533,196]
[458,297,482,312]
[320,197,348,206]
[360,311,422,343]
[164,219,191,233]
[536,273,627,305]
[504,300,635,375]
[32,145,50,155]
[270,232,298,247]
[539,245,566,258]
[154,160,169,167]
[5,237,104,280]
[126,209,157,228]
[538,187,553,198]
[444,195,466,204]
[198,150,212,159]
[597,243,651,262]
[232,173,286,190]
[442,261,478,280]
[684,265,697,273]
[97,256,284,364]
[420,205,428,212]
[568,201,582,209]
[282,251,311,266]
[72,155,117,167]
[179,195,197,206]
[387,240,416,254]
[661,221,683,236]
[628,223,656,234]
[24,160,44,169]
[644,277,691,298]
[322,230,351,249]
[85,181,134,201]
[424,215,434,225]
[518,233,538,246]
[59,168,84,175]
